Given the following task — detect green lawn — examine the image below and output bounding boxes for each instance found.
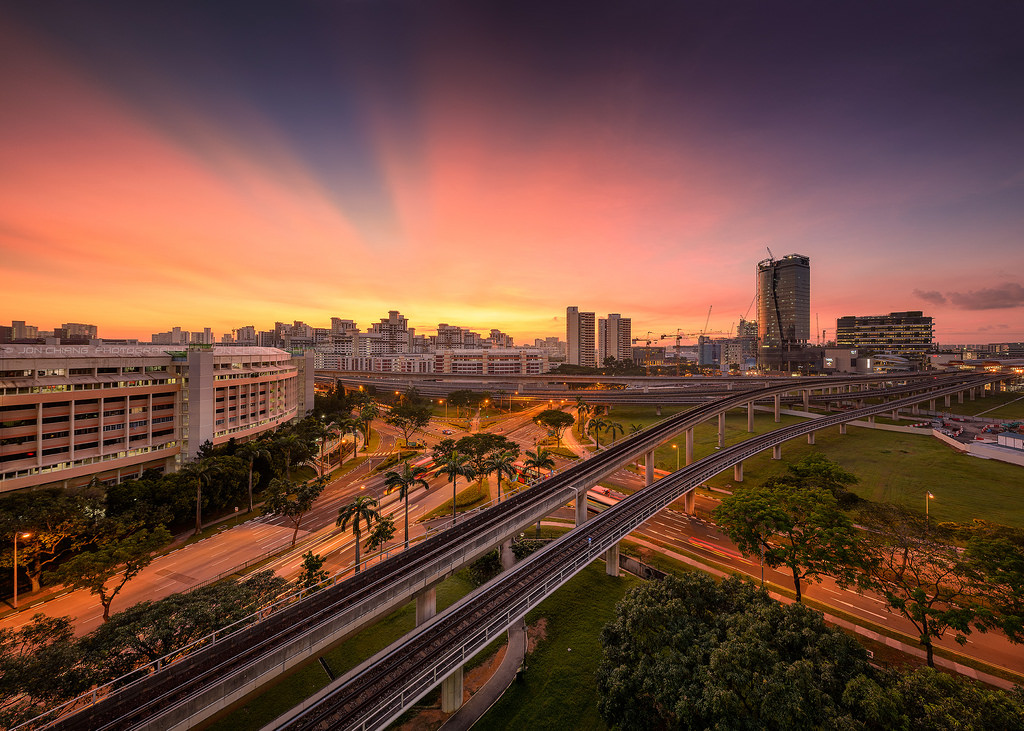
[204,572,477,731]
[473,563,637,731]
[422,479,491,520]
[942,390,1024,420]
[701,421,1024,528]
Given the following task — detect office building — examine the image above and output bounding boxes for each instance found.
[0,344,313,494]
[566,307,596,367]
[756,254,812,370]
[836,311,934,355]
[598,314,632,364]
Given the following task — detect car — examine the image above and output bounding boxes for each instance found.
[441,429,454,435]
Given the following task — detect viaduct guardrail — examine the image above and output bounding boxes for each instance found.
[269,374,1003,731]
[42,374,999,731]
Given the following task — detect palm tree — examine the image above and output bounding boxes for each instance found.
[605,421,625,444]
[236,438,272,513]
[359,401,380,451]
[336,495,379,573]
[485,449,518,503]
[436,450,476,525]
[275,432,306,479]
[588,417,608,451]
[523,448,555,480]
[383,462,430,549]
[574,396,591,439]
[181,460,220,536]
[336,416,361,464]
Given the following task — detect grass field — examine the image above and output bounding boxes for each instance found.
[421,479,491,520]
[473,563,636,731]
[205,572,477,731]
[942,390,1024,419]
[698,419,1024,528]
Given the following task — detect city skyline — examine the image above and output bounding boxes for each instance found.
[2,2,1023,343]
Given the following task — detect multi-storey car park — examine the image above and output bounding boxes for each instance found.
[0,344,313,494]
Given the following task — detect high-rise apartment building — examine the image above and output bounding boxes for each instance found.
[756,253,811,370]
[598,314,632,364]
[566,306,596,367]
[836,311,934,354]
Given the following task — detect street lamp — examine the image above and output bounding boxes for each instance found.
[672,444,679,471]
[926,491,935,523]
[13,532,31,608]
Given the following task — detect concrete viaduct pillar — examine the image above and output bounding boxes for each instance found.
[958,390,964,404]
[684,490,696,515]
[718,413,726,449]
[734,461,743,482]
[747,402,755,432]
[802,390,810,410]
[416,588,436,626]
[807,431,815,445]
[442,669,464,713]
[645,451,655,486]
[501,539,516,570]
[929,399,936,411]
[575,488,588,526]
[970,388,975,401]
[839,423,847,435]
[685,428,694,466]
[656,405,663,416]
[774,394,781,423]
[772,445,782,460]
[945,394,951,407]
[605,542,620,577]
[912,403,920,415]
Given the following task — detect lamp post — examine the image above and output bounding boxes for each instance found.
[926,491,934,524]
[672,444,679,471]
[13,532,31,608]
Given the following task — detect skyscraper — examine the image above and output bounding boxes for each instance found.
[756,253,811,370]
[566,306,596,367]
[598,313,632,364]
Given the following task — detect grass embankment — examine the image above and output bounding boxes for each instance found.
[473,563,636,731]
[699,419,1024,527]
[421,479,492,520]
[942,390,1024,419]
[204,572,477,731]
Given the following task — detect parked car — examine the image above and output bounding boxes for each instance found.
[441,429,454,435]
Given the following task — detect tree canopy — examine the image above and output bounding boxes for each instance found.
[713,480,863,602]
[384,403,432,445]
[535,409,575,446]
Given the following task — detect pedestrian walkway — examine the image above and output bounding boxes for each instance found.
[440,619,527,730]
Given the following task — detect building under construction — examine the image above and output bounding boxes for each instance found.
[756,253,815,371]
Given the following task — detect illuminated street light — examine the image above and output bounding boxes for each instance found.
[672,444,679,471]
[13,532,31,608]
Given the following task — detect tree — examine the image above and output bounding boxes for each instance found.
[83,570,286,676]
[261,476,328,547]
[273,432,308,479]
[965,524,1024,642]
[235,438,273,513]
[365,514,396,553]
[436,450,476,525]
[587,416,607,450]
[336,416,361,464]
[455,433,520,483]
[0,614,93,728]
[859,504,987,667]
[384,403,432,446]
[713,481,863,602]
[573,396,591,437]
[358,400,380,450]
[180,460,222,536]
[431,437,457,462]
[0,487,100,594]
[768,453,860,506]
[383,462,430,549]
[337,496,379,573]
[49,524,172,622]
[523,448,555,480]
[604,421,624,444]
[485,449,519,503]
[296,552,329,593]
[535,409,575,446]
[597,573,873,731]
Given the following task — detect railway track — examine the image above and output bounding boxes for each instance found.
[43,373,981,730]
[274,374,1000,731]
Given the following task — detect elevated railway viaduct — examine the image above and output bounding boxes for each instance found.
[43,373,1008,731]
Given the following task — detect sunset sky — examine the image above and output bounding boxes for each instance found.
[2,1,1023,345]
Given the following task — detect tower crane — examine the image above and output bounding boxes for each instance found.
[630,331,656,375]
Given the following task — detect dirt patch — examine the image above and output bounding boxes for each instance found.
[527,617,548,653]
